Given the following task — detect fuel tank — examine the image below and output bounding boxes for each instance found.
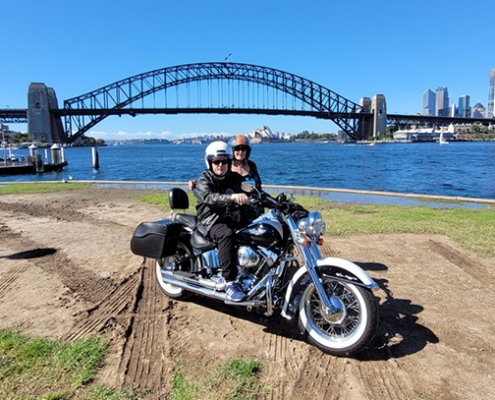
[236,217,284,248]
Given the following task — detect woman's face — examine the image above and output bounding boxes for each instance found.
[233,145,248,161]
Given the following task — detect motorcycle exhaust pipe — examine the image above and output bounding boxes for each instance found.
[160,271,265,308]
[161,272,227,301]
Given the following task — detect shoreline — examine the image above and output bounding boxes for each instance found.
[1,180,493,208]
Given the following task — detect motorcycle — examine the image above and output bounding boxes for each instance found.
[130,184,379,356]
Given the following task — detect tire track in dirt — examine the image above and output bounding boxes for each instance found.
[289,354,343,400]
[427,239,495,291]
[0,222,26,298]
[351,358,414,400]
[65,266,143,342]
[260,239,416,400]
[0,198,130,306]
[119,260,168,392]
[0,219,116,305]
[0,264,27,298]
[260,239,345,399]
[0,198,129,231]
[262,322,304,399]
[66,258,170,393]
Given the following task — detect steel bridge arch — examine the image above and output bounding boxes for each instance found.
[63,62,364,142]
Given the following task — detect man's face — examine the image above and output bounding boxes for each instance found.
[211,157,229,176]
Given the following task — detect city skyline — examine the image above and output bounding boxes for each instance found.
[421,66,495,118]
[1,0,495,140]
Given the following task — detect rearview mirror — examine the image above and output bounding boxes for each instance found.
[241,180,256,193]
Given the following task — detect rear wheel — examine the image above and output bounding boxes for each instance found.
[155,240,193,300]
[298,277,378,357]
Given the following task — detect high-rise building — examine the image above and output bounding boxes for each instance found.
[471,101,486,118]
[458,95,471,118]
[488,67,495,118]
[450,104,456,117]
[421,89,435,115]
[435,86,449,116]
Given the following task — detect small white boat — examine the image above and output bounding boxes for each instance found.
[439,132,449,145]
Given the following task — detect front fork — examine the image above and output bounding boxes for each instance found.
[296,241,341,317]
[286,217,337,314]
[281,217,378,321]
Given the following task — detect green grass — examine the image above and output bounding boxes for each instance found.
[0,182,90,194]
[0,329,108,399]
[139,192,495,258]
[85,386,143,400]
[138,191,196,210]
[171,357,265,400]
[320,202,495,258]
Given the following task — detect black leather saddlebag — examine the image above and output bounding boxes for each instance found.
[130,220,183,259]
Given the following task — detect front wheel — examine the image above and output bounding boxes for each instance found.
[155,240,193,300]
[298,278,378,357]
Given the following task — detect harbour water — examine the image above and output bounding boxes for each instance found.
[1,141,494,205]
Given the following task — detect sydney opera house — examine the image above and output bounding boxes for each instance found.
[247,125,287,142]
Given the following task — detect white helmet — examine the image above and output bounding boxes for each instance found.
[204,141,232,171]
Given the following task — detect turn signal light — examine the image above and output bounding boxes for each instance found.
[297,237,309,247]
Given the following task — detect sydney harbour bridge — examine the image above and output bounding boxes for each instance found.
[0,62,491,143]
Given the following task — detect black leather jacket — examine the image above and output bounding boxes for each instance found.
[240,160,262,220]
[193,169,243,236]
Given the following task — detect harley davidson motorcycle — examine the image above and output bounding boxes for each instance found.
[130,184,379,356]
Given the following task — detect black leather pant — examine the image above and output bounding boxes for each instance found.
[209,223,236,280]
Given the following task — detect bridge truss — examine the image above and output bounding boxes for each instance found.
[0,109,28,124]
[61,62,366,142]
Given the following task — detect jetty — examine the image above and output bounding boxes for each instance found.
[0,143,68,175]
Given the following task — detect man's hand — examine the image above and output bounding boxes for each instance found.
[231,193,248,205]
[188,180,197,191]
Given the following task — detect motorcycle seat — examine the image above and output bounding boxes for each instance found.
[175,213,196,229]
[191,229,216,251]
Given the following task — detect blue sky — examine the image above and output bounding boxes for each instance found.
[1,0,494,140]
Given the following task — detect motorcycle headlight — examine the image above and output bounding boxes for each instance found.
[298,211,326,238]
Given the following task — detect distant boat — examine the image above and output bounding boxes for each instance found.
[439,132,449,145]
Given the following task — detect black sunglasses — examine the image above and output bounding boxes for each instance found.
[234,146,248,151]
[212,159,229,165]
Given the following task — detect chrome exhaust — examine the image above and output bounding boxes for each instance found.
[161,271,227,301]
[160,271,266,308]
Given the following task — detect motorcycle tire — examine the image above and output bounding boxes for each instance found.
[155,240,193,300]
[298,277,378,357]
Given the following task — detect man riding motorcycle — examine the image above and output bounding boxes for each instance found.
[193,141,248,301]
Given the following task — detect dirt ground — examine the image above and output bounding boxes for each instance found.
[1,187,494,399]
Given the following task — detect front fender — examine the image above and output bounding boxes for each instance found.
[317,257,378,289]
[280,258,377,321]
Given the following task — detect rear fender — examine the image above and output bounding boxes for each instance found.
[280,257,377,321]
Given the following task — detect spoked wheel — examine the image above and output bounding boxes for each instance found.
[298,277,378,357]
[155,240,193,300]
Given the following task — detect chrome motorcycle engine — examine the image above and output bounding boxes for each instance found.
[236,246,278,292]
[237,246,278,270]
[237,246,260,268]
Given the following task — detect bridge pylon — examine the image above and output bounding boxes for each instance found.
[372,94,387,138]
[357,95,387,140]
[28,83,67,144]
